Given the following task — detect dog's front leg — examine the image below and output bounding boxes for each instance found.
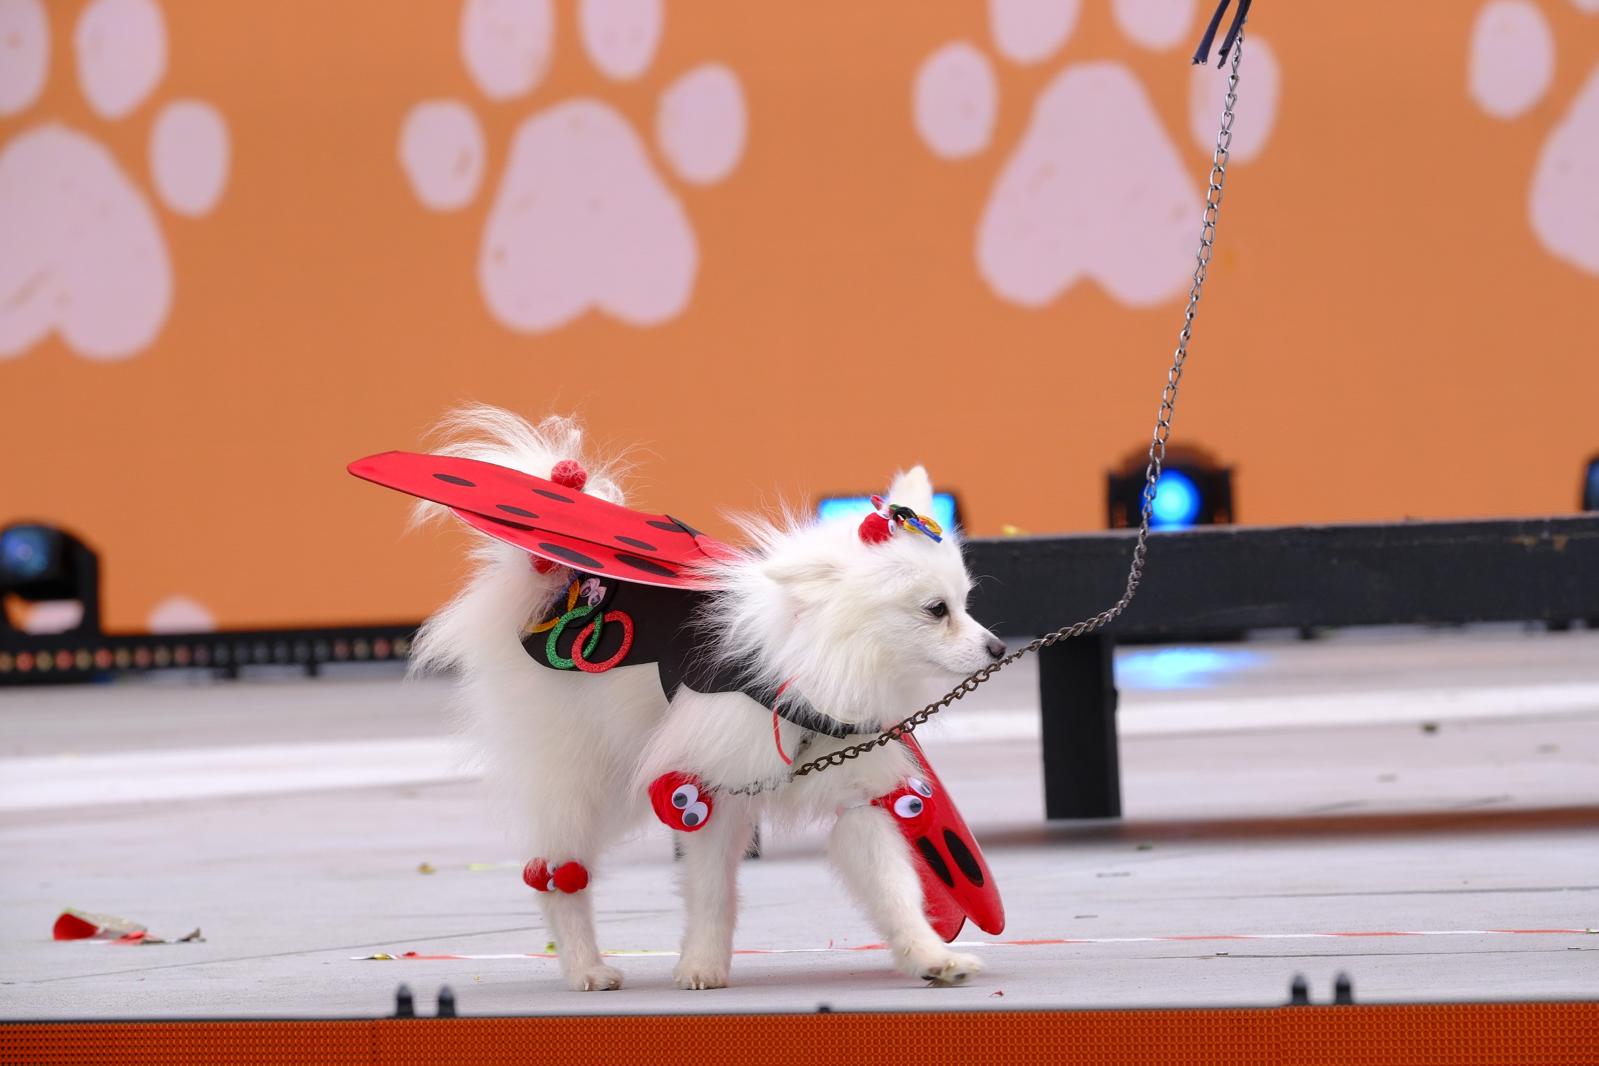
[673,797,754,990]
[828,804,983,986]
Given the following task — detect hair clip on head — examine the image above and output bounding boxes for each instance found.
[859,495,943,545]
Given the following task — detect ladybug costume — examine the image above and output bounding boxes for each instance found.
[350,450,1004,940]
[351,451,870,738]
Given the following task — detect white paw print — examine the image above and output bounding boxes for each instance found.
[146,595,216,633]
[1469,0,1599,275]
[0,0,230,361]
[399,0,747,333]
[913,0,1279,309]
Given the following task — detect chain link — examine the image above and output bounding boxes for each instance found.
[722,34,1247,798]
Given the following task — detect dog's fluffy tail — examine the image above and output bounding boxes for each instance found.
[407,405,629,679]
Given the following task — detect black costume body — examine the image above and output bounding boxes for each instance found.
[521,573,867,739]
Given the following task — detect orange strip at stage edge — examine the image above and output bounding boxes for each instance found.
[4,1002,1598,1066]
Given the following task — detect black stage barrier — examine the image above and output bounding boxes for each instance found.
[6,516,1596,826]
[965,515,1599,819]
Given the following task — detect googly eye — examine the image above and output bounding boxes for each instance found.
[907,776,933,798]
[681,801,710,828]
[672,783,699,809]
[893,794,924,819]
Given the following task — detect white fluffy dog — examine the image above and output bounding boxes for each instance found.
[409,407,1006,991]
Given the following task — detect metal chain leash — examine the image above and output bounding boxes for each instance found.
[723,32,1248,797]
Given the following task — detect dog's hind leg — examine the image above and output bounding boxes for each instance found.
[828,805,983,986]
[673,796,754,990]
[530,871,623,992]
[483,668,661,992]
[516,753,631,992]
[521,804,633,992]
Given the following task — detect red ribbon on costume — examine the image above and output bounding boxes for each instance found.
[772,678,796,765]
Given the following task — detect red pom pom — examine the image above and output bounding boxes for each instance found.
[550,861,590,894]
[859,512,893,545]
[549,459,588,491]
[522,857,551,892]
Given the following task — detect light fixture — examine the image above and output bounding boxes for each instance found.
[0,523,101,636]
[1107,445,1233,531]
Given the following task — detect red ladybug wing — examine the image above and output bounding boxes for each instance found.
[901,736,1005,938]
[450,508,700,589]
[349,451,734,590]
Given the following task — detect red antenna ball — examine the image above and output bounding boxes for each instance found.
[549,459,588,491]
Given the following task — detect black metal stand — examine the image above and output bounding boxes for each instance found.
[1037,633,1120,820]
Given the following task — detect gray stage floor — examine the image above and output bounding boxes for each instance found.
[1,627,1596,1019]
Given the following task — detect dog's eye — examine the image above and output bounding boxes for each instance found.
[926,601,948,619]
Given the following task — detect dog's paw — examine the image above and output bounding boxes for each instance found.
[566,963,624,992]
[673,957,730,990]
[906,948,983,987]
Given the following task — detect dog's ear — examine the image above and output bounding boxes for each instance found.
[886,465,935,515]
[763,555,841,605]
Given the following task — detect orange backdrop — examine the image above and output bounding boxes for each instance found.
[3,1,1596,631]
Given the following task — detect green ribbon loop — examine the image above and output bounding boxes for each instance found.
[545,604,604,669]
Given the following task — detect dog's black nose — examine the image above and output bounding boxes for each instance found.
[985,637,1006,660]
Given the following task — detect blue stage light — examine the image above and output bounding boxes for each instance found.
[1,526,58,582]
[1107,447,1231,531]
[1116,646,1266,690]
[818,493,960,533]
[1149,469,1202,529]
[0,523,101,637]
[1584,455,1599,511]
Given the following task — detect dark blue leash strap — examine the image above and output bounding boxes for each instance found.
[1192,0,1252,67]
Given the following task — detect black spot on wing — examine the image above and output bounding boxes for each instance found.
[534,489,574,503]
[538,542,604,570]
[498,504,540,519]
[616,553,676,578]
[666,515,705,537]
[943,829,984,887]
[433,473,475,487]
[916,837,955,889]
[482,515,535,532]
[646,516,708,538]
[615,535,657,551]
